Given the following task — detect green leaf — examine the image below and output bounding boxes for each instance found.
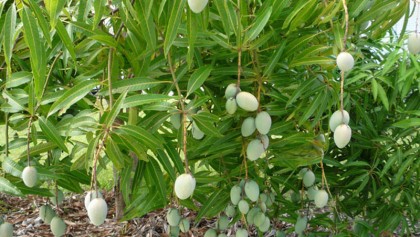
[27,0,52,46]
[195,188,229,222]
[156,149,177,181]
[71,21,118,47]
[111,133,148,162]
[376,83,389,110]
[244,6,272,44]
[289,57,334,67]
[392,118,420,129]
[145,157,167,203]
[6,71,32,88]
[164,143,185,174]
[187,66,213,97]
[214,0,237,36]
[164,0,186,55]
[55,20,76,60]
[3,3,16,70]
[45,0,66,28]
[187,9,198,67]
[263,41,286,77]
[371,78,378,101]
[38,117,68,153]
[18,142,58,159]
[98,78,171,95]
[116,125,163,150]
[105,137,126,170]
[93,0,106,27]
[21,7,47,101]
[138,1,157,50]
[48,80,99,117]
[123,94,175,108]
[0,177,23,196]
[192,112,223,137]
[103,91,127,129]
[2,157,23,177]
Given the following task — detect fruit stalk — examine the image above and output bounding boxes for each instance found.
[342,0,349,52]
[26,116,33,166]
[167,51,190,173]
[236,0,242,88]
[340,0,349,114]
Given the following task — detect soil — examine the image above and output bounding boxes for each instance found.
[0,191,276,237]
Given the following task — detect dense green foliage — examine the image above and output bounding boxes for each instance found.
[0,0,418,235]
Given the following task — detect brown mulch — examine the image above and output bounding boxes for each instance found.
[0,191,261,237]
[1,191,207,237]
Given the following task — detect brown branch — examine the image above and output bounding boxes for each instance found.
[167,52,190,173]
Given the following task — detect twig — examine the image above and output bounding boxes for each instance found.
[236,0,243,88]
[167,52,190,173]
[342,0,349,52]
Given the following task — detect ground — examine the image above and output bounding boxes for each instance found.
[0,192,284,237]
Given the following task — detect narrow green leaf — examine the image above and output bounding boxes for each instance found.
[164,0,186,55]
[93,0,106,27]
[392,118,420,129]
[123,94,175,108]
[138,1,157,49]
[27,0,52,46]
[164,143,185,174]
[55,20,76,60]
[71,21,118,47]
[3,3,16,70]
[38,117,68,153]
[187,66,213,97]
[192,112,222,137]
[187,9,198,67]
[156,149,177,181]
[103,91,127,129]
[89,35,118,48]
[195,188,229,223]
[105,137,125,170]
[263,41,286,77]
[145,157,167,203]
[18,142,57,159]
[85,134,101,166]
[376,83,389,110]
[244,6,272,44]
[282,0,311,30]
[98,78,171,95]
[214,0,236,36]
[6,71,32,88]
[45,0,66,28]
[111,133,149,161]
[22,7,47,101]
[0,177,23,196]
[290,57,334,67]
[116,125,163,150]
[2,157,23,177]
[371,78,378,101]
[48,80,99,117]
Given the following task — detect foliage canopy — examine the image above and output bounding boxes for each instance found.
[0,0,419,235]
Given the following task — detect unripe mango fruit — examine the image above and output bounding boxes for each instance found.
[174,173,196,200]
[22,166,37,188]
[255,111,271,135]
[50,217,66,237]
[334,124,352,148]
[87,198,108,226]
[336,52,354,71]
[329,110,350,132]
[236,92,259,112]
[188,0,208,13]
[244,180,259,202]
[408,33,420,54]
